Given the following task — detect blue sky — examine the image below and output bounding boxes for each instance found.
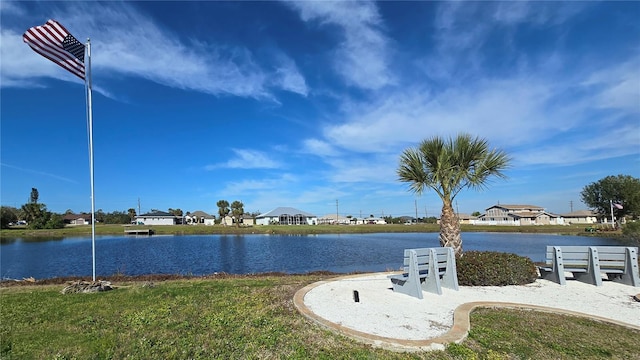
[1,1,639,218]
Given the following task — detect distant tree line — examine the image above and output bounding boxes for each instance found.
[1,192,263,230]
[382,216,439,224]
[0,188,139,229]
[1,188,64,229]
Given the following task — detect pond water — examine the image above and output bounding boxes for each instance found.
[0,232,622,279]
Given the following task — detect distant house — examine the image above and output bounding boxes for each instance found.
[256,207,317,225]
[185,211,215,225]
[63,213,92,225]
[318,214,350,225]
[351,217,387,225]
[560,210,598,224]
[135,211,177,225]
[456,213,478,225]
[399,216,416,225]
[218,214,252,226]
[221,215,233,226]
[240,215,255,226]
[477,204,564,226]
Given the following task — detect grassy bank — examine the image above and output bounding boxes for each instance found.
[2,275,638,359]
[1,223,609,240]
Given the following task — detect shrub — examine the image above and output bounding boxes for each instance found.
[621,221,640,246]
[456,251,538,286]
[446,343,478,359]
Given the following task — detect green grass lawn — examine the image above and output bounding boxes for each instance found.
[2,275,638,359]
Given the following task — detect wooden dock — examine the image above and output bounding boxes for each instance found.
[124,228,154,236]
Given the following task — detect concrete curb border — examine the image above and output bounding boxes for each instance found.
[293,273,640,352]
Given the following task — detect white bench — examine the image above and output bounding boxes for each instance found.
[388,247,459,299]
[538,246,639,287]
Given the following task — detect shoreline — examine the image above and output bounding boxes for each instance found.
[0,223,620,240]
[0,271,341,288]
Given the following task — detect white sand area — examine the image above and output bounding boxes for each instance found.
[295,272,640,351]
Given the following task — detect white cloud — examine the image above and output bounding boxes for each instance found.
[426,2,589,83]
[285,0,393,90]
[205,149,282,170]
[315,55,639,168]
[269,54,309,96]
[514,122,640,167]
[492,2,588,26]
[300,139,340,157]
[321,77,555,153]
[1,163,78,184]
[218,173,297,194]
[0,1,25,16]
[324,156,398,184]
[2,2,307,100]
[1,29,83,87]
[582,58,640,113]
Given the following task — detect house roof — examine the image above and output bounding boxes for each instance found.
[398,216,416,221]
[509,211,559,219]
[319,214,350,220]
[63,213,92,220]
[561,210,598,217]
[138,211,176,217]
[189,210,214,218]
[257,207,316,218]
[487,204,544,211]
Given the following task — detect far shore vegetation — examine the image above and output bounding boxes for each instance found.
[0,222,625,240]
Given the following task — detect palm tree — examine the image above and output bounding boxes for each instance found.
[217,200,230,219]
[397,133,511,255]
[127,208,137,222]
[231,201,244,228]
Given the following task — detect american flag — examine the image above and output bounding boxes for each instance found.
[613,203,623,210]
[23,19,86,80]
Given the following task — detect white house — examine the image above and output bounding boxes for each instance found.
[240,215,255,226]
[63,213,92,225]
[477,204,564,226]
[350,217,387,225]
[560,210,598,224]
[221,215,233,226]
[220,215,253,226]
[135,211,177,225]
[185,210,215,225]
[256,207,317,225]
[318,214,351,225]
[457,213,478,225]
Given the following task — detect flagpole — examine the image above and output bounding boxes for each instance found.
[86,38,96,282]
[610,200,614,227]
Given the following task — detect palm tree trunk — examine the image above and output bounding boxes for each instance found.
[439,201,462,255]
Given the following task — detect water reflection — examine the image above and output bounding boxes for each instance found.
[1,236,66,244]
[0,232,622,280]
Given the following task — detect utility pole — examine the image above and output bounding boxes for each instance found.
[569,200,574,213]
[415,199,418,223]
[336,199,339,225]
[138,197,141,215]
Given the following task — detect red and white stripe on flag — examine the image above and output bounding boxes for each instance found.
[613,203,623,210]
[23,19,86,80]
